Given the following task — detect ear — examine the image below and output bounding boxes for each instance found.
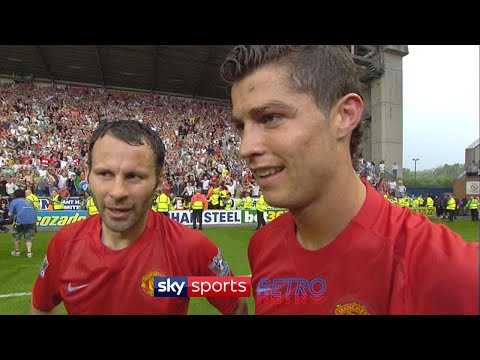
[331,93,364,140]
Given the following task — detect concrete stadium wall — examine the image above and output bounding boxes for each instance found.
[362,46,408,179]
[465,142,479,164]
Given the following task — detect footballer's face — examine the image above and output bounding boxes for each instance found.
[230,64,338,210]
[87,134,161,245]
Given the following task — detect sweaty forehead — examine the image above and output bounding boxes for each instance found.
[91,135,155,167]
[233,65,289,95]
[231,71,294,119]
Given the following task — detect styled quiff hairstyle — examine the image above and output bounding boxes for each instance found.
[220,45,365,165]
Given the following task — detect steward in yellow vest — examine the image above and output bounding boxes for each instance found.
[445,195,456,222]
[236,198,244,210]
[219,188,228,209]
[243,195,253,210]
[426,196,434,208]
[224,193,234,210]
[25,189,40,211]
[86,196,99,216]
[466,195,479,221]
[417,195,424,206]
[156,191,171,216]
[255,194,267,230]
[50,189,64,210]
[209,188,220,210]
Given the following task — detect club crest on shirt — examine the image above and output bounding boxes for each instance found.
[39,255,49,278]
[141,270,164,297]
[209,250,230,276]
[334,301,370,315]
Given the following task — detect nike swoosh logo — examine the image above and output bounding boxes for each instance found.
[67,282,89,292]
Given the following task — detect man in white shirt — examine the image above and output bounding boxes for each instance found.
[201,176,210,195]
[6,178,18,197]
[388,180,397,191]
[378,161,386,177]
[251,182,260,198]
[397,180,407,197]
[392,162,398,179]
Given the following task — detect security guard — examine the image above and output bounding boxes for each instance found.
[25,188,40,211]
[466,195,479,221]
[255,192,267,230]
[445,194,456,222]
[417,195,424,206]
[243,193,254,210]
[425,195,434,208]
[224,192,234,210]
[209,188,220,210]
[86,192,99,216]
[50,189,64,210]
[219,186,228,209]
[236,197,244,210]
[155,190,171,216]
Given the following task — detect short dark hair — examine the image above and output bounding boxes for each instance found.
[88,120,166,176]
[220,45,364,165]
[13,189,25,199]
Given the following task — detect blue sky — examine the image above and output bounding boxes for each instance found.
[402,45,479,171]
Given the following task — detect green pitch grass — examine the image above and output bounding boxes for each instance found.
[430,218,479,242]
[0,226,257,315]
[0,219,477,315]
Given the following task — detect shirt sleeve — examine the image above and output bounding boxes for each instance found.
[8,199,15,215]
[389,220,479,314]
[31,230,65,312]
[176,229,239,315]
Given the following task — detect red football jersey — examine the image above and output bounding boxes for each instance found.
[248,182,479,315]
[32,210,238,314]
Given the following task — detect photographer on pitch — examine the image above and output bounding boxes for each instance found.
[8,189,37,258]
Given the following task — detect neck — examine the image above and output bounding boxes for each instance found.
[101,234,133,250]
[290,167,366,251]
[100,216,148,251]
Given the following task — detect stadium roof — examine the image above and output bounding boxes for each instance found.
[467,138,479,149]
[0,45,235,101]
[0,45,398,101]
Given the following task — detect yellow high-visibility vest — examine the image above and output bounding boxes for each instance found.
[446,198,456,211]
[26,194,40,211]
[86,197,99,215]
[156,193,170,213]
[52,194,64,210]
[255,196,267,212]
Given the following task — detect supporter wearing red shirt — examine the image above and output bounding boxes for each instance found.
[19,152,31,165]
[31,120,247,315]
[190,187,209,230]
[72,156,81,167]
[39,155,50,168]
[163,179,172,196]
[57,186,70,202]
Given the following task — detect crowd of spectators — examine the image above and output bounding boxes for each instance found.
[0,82,257,212]
[1,82,474,216]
